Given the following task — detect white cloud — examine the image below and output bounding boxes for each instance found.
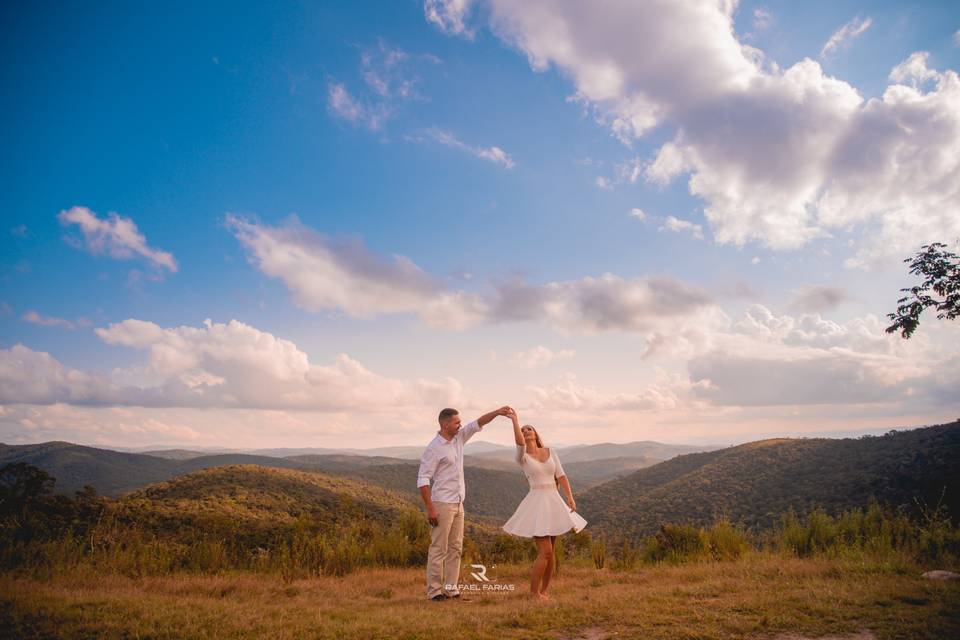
[645,142,687,185]
[819,55,960,269]
[328,82,363,122]
[629,208,647,221]
[225,213,488,330]
[327,82,390,131]
[327,41,434,132]
[361,41,419,99]
[889,51,939,87]
[449,2,960,270]
[58,206,177,272]
[22,310,75,330]
[424,0,475,39]
[820,16,873,59]
[688,349,915,406]
[0,399,463,449]
[595,176,612,190]
[0,344,133,406]
[525,303,949,412]
[659,215,704,240]
[753,8,773,32]
[1,403,207,446]
[2,319,463,412]
[407,128,515,168]
[489,273,723,340]
[527,301,953,413]
[510,346,574,369]
[687,304,942,407]
[528,370,713,413]
[954,30,960,47]
[227,214,722,337]
[786,285,848,313]
[731,304,905,355]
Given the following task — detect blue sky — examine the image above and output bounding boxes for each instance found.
[2,1,959,450]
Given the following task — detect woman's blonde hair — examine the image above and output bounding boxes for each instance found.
[524,424,544,448]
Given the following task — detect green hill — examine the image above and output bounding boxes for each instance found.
[562,455,664,488]
[0,441,181,496]
[285,454,530,520]
[578,420,960,540]
[105,464,505,553]
[114,464,416,538]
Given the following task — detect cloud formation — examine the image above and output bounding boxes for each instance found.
[226,214,722,338]
[58,206,177,272]
[786,285,849,313]
[682,303,946,407]
[752,8,773,33]
[406,127,515,168]
[327,83,390,131]
[22,311,76,330]
[528,369,713,413]
[528,302,953,412]
[1,319,462,412]
[510,345,575,369]
[436,1,960,269]
[327,40,436,131]
[820,15,873,59]
[424,0,476,39]
[659,215,704,240]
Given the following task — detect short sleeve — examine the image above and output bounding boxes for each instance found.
[553,450,566,479]
[416,447,438,488]
[515,444,525,465]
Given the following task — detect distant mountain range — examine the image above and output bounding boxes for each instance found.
[0,437,716,502]
[4,421,956,543]
[0,441,314,496]
[123,441,513,460]
[0,436,704,520]
[578,419,960,539]
[130,439,719,461]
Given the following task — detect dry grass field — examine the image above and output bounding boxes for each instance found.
[2,551,958,640]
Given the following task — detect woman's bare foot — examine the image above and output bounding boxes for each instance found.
[539,591,550,600]
[528,591,549,601]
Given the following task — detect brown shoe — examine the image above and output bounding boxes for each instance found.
[430,593,448,601]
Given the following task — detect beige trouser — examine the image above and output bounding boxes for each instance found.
[426,499,464,598]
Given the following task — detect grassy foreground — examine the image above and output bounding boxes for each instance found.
[1,551,958,640]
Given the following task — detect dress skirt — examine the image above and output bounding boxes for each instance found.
[502,485,588,537]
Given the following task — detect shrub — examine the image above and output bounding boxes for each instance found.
[592,540,606,570]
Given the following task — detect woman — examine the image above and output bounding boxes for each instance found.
[501,407,587,600]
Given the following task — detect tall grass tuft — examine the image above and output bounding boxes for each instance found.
[771,494,959,566]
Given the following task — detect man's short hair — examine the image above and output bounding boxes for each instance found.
[438,408,459,423]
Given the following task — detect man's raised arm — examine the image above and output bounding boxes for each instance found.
[461,406,512,442]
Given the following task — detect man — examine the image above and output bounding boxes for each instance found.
[417,406,511,601]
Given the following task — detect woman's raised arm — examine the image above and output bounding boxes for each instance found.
[509,408,523,446]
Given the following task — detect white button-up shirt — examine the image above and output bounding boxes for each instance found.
[416,419,483,503]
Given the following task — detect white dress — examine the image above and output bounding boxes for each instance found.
[502,445,588,537]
